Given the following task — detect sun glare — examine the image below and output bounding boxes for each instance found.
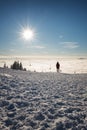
[22,28,34,41]
[18,24,37,42]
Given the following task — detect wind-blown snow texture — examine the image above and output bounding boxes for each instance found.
[0,68,87,130]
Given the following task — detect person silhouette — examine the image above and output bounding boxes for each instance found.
[56,62,60,72]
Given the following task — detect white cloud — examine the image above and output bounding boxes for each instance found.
[60,42,79,49]
[31,45,45,49]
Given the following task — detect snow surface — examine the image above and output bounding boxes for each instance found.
[0,67,87,130]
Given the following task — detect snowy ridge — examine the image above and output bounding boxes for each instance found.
[0,68,87,130]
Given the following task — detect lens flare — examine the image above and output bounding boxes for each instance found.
[22,28,34,41]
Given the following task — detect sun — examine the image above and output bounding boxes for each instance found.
[22,28,34,41]
[18,24,37,42]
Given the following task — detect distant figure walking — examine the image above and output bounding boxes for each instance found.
[56,62,60,72]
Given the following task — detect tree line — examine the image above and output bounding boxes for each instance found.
[4,61,26,71]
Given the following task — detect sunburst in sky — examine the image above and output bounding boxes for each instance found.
[0,0,87,56]
[17,23,36,42]
[22,28,34,41]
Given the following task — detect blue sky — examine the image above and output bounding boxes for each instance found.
[0,0,87,57]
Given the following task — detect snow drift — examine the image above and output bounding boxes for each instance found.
[0,68,87,130]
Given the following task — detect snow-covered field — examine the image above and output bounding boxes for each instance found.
[0,67,87,130]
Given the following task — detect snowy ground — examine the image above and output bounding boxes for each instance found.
[0,68,87,130]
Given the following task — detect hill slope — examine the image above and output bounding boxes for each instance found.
[0,68,87,130]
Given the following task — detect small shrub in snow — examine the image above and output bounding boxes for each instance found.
[23,68,26,71]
